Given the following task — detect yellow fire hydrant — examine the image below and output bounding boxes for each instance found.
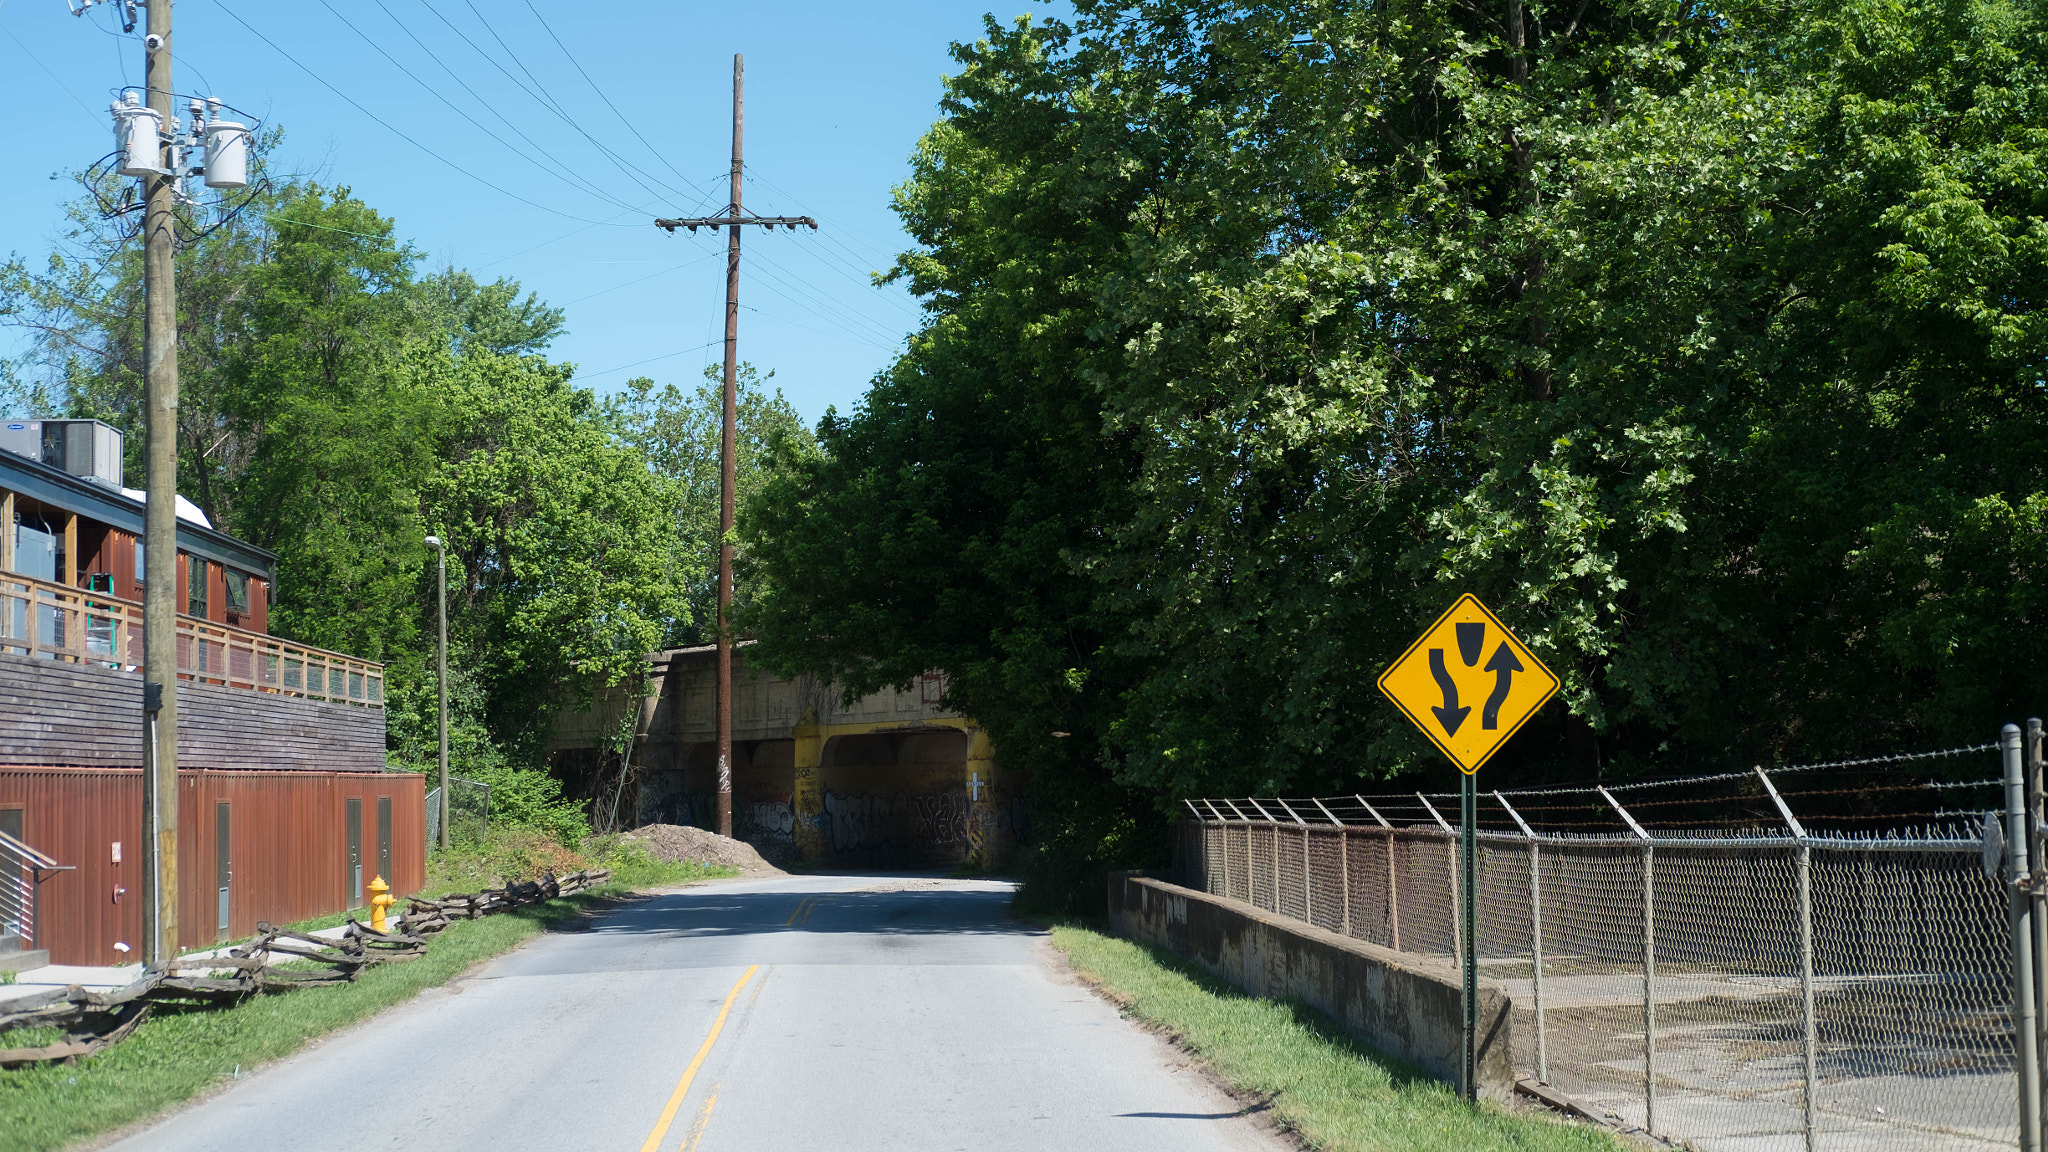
[367,875,394,933]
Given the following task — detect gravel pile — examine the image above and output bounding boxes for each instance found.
[624,824,783,874]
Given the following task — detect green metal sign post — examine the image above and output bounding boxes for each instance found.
[1461,771,1478,1099]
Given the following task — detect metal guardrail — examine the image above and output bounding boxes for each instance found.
[0,570,383,707]
[1175,748,2014,1152]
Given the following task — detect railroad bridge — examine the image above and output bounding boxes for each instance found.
[549,645,1018,868]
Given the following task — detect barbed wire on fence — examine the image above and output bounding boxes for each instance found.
[1171,740,2016,1152]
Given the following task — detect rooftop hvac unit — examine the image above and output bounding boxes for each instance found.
[0,419,124,487]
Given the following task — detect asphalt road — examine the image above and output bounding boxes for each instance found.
[106,873,1282,1152]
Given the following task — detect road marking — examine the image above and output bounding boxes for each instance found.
[680,1089,719,1152]
[783,897,812,926]
[637,966,757,1152]
[801,899,820,925]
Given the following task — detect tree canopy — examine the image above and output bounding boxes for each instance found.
[0,150,712,780]
[744,0,2048,906]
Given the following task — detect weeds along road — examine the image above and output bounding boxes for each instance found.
[104,874,1281,1152]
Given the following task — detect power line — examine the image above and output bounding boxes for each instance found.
[566,338,722,386]
[558,251,723,308]
[746,247,912,343]
[0,12,100,121]
[414,0,684,208]
[314,0,651,219]
[518,0,722,213]
[210,0,637,228]
[740,302,892,352]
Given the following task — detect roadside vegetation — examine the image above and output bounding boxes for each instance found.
[1051,925,1616,1152]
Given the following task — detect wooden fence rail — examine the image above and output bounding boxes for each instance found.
[0,868,609,1068]
[0,571,382,708]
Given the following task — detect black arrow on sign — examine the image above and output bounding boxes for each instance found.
[1482,642,1523,729]
[1428,649,1470,735]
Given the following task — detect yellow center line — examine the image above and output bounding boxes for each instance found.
[637,966,757,1152]
[801,899,820,925]
[783,897,811,927]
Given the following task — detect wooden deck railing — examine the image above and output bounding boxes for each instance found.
[0,571,383,708]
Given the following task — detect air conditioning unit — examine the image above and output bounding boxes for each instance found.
[0,419,124,487]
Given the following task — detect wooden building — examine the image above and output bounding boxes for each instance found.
[0,427,419,968]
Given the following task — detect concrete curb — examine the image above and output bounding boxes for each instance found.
[1107,871,1517,1103]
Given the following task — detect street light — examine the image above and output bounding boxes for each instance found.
[423,536,448,851]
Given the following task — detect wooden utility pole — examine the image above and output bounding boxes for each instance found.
[141,0,179,964]
[655,54,814,840]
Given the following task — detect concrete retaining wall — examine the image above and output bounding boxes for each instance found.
[1107,871,1515,1102]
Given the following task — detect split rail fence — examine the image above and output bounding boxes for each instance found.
[1173,742,2021,1152]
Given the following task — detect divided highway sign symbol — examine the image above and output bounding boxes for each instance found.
[1377,594,1559,774]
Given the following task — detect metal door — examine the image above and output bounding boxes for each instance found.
[214,802,231,938]
[377,796,392,886]
[345,798,362,904]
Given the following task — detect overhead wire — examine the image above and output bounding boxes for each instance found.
[745,242,912,337]
[519,0,723,214]
[415,0,684,208]
[740,172,916,292]
[743,250,909,347]
[0,12,102,121]
[558,250,723,308]
[739,303,891,352]
[209,0,637,227]
[312,0,652,219]
[566,338,723,386]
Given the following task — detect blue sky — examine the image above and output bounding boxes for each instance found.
[0,0,1067,426]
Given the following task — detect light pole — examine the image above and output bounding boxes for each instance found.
[423,536,448,850]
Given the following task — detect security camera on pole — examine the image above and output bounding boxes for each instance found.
[75,0,251,964]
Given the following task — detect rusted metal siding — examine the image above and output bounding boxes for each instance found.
[0,767,424,965]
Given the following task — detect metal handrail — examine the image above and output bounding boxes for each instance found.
[0,827,66,951]
[0,828,64,875]
[0,570,383,707]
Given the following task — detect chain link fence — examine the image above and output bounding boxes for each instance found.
[424,776,490,853]
[1173,746,2015,1151]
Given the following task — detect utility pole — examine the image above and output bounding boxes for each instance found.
[425,536,449,850]
[141,0,179,967]
[654,53,814,840]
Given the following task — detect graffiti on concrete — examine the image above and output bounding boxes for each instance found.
[742,799,795,842]
[824,790,968,853]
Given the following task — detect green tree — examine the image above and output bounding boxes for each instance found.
[746,0,2048,908]
[608,362,814,646]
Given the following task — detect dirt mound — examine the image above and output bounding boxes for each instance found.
[624,824,784,875]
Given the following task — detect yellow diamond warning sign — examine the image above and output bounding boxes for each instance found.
[1378,594,1559,774]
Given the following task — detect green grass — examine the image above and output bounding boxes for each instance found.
[1049,924,1619,1152]
[0,863,734,1152]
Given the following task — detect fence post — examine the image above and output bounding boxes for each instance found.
[1247,799,1282,912]
[2005,723,2043,1152]
[1278,800,1311,925]
[2027,717,2047,1129]
[1359,797,1399,949]
[1419,793,1459,956]
[1224,799,1253,903]
[1313,798,1350,936]
[1602,786,1656,1136]
[1758,766,1817,1152]
[1497,791,1546,1084]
